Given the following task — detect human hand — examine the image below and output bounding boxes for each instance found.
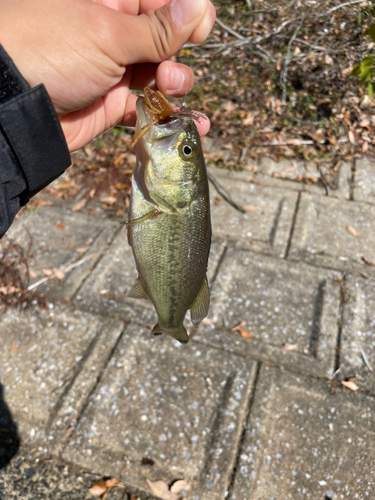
[0,0,215,151]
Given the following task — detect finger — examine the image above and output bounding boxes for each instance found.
[189,1,216,44]
[105,0,209,65]
[130,61,194,96]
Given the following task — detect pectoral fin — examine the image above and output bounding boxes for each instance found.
[127,278,149,300]
[121,209,160,226]
[190,278,210,325]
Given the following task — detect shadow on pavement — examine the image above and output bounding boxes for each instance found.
[0,383,20,469]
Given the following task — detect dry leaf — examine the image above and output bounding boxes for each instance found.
[341,380,359,391]
[363,256,375,267]
[29,269,37,278]
[346,225,357,237]
[231,321,246,332]
[201,317,213,325]
[76,247,89,254]
[324,54,333,65]
[42,269,53,276]
[72,199,86,212]
[170,480,192,494]
[88,485,107,497]
[238,328,256,339]
[101,196,117,206]
[10,340,18,355]
[348,130,355,144]
[284,343,298,351]
[146,479,179,500]
[115,183,128,190]
[53,268,65,280]
[242,205,258,212]
[55,222,66,230]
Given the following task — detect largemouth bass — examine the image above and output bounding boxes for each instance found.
[126,91,211,344]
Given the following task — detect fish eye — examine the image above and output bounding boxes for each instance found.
[179,142,197,159]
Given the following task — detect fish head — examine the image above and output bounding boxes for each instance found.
[134,97,207,213]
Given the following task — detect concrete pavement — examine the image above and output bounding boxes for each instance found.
[1,153,375,500]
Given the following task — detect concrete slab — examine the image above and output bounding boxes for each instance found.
[340,275,375,393]
[353,158,375,204]
[0,305,123,452]
[74,226,226,325]
[288,193,375,274]
[63,323,257,500]
[194,248,341,378]
[230,365,375,500]
[6,205,118,301]
[209,171,298,258]
[0,451,127,500]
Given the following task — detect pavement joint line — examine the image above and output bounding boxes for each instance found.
[44,318,113,434]
[69,223,124,303]
[209,242,228,288]
[225,361,262,500]
[59,321,129,454]
[308,279,326,358]
[268,197,284,247]
[349,157,356,201]
[333,274,347,374]
[283,190,301,259]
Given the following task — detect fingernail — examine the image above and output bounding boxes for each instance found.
[171,0,204,27]
[167,67,185,91]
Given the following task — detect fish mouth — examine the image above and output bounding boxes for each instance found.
[136,97,149,129]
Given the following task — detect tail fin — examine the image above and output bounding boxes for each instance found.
[152,323,189,344]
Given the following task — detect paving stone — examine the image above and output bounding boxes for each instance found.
[194,248,341,378]
[0,451,127,500]
[63,323,257,500]
[6,205,117,301]
[340,275,375,393]
[259,158,351,199]
[353,158,375,204]
[230,365,375,500]
[0,305,123,452]
[74,226,226,324]
[288,193,375,274]
[208,170,298,258]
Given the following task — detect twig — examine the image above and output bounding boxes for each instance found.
[27,254,98,291]
[281,18,304,103]
[257,140,314,146]
[245,0,252,10]
[318,0,365,17]
[215,18,245,40]
[361,350,373,372]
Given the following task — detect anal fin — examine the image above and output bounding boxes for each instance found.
[127,278,149,300]
[190,277,210,325]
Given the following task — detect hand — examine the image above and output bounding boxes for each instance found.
[0,0,215,151]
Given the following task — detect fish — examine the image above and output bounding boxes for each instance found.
[126,90,211,344]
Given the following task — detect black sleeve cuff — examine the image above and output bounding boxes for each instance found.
[0,84,71,200]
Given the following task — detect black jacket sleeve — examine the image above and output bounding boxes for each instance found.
[0,45,71,239]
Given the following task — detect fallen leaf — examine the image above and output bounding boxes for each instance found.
[341,380,359,391]
[325,54,333,65]
[146,479,179,500]
[362,256,375,267]
[238,328,256,339]
[42,269,53,276]
[71,199,87,212]
[231,321,247,332]
[53,268,65,280]
[348,130,355,144]
[101,196,117,206]
[201,317,213,325]
[284,343,298,351]
[88,485,107,497]
[76,247,89,254]
[29,269,37,278]
[55,222,66,230]
[10,341,18,355]
[346,225,357,237]
[242,205,258,211]
[170,480,192,494]
[115,182,128,190]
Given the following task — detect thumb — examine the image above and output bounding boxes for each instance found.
[107,0,209,65]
